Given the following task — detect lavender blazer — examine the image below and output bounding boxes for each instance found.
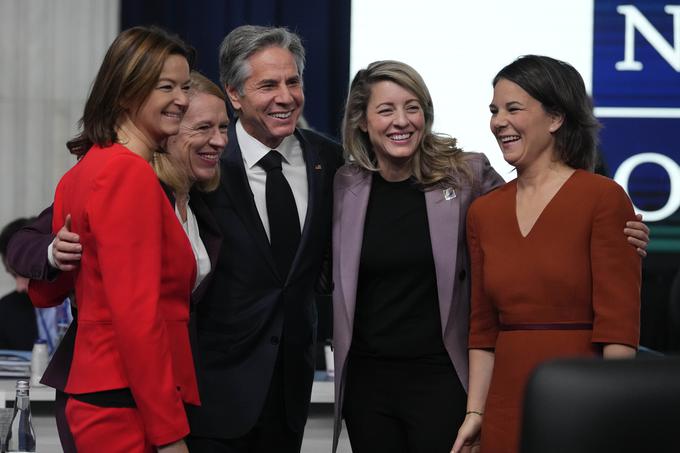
[331,152,504,450]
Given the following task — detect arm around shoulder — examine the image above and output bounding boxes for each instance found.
[465,152,505,197]
[6,204,57,280]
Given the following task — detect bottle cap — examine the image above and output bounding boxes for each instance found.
[34,339,48,344]
[16,379,29,390]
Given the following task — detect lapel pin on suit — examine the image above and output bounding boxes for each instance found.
[443,187,456,200]
[314,163,323,170]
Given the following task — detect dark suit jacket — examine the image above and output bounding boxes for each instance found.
[186,124,343,438]
[6,205,56,281]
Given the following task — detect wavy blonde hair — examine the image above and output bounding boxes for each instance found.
[154,71,226,194]
[342,60,471,189]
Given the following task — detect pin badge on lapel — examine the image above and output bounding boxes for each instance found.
[443,187,456,200]
[314,164,323,170]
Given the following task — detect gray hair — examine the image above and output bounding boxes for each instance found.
[218,25,306,95]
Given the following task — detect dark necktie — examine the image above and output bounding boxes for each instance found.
[258,150,301,278]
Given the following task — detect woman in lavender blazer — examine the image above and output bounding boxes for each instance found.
[331,60,504,453]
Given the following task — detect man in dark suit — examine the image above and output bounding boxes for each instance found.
[184,26,342,452]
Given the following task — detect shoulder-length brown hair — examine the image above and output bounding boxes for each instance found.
[67,26,195,157]
[154,71,227,194]
[342,60,471,189]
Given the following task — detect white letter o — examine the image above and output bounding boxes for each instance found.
[614,152,680,222]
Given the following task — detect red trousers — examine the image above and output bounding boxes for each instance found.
[65,397,154,452]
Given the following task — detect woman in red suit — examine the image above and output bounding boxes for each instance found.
[29,26,198,453]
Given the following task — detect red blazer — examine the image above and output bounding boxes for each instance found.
[29,143,199,446]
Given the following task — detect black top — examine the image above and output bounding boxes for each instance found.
[351,172,449,363]
[0,291,38,350]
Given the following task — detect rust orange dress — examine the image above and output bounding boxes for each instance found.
[466,170,641,453]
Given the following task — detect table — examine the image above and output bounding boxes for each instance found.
[0,374,334,407]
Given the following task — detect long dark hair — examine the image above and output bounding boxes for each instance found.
[67,26,194,157]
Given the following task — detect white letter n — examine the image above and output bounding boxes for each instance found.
[615,5,680,72]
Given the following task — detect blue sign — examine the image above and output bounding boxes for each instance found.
[593,1,680,247]
[594,1,680,108]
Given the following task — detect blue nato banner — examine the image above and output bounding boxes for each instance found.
[593,1,680,251]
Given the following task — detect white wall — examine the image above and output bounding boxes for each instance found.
[0,0,118,294]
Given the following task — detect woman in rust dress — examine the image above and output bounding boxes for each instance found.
[452,55,641,453]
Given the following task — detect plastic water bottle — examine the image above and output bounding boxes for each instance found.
[30,340,48,387]
[4,379,36,452]
[55,298,73,350]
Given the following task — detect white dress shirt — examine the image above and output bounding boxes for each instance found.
[176,201,211,291]
[236,120,308,241]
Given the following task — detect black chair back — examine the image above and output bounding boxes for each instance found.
[520,357,680,453]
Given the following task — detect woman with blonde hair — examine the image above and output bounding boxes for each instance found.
[154,70,227,299]
[333,60,504,452]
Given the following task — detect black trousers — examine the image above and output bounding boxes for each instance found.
[55,390,78,453]
[343,355,467,453]
[187,353,303,453]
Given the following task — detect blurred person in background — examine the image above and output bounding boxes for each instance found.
[0,217,39,351]
[0,217,71,352]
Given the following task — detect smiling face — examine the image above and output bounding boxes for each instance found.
[362,80,424,179]
[226,46,304,149]
[489,78,563,169]
[166,92,228,184]
[130,54,191,147]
